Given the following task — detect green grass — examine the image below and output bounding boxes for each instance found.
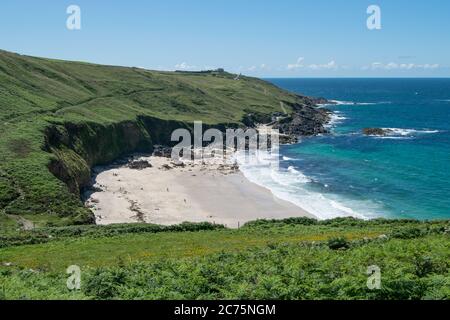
[0,214,19,234]
[0,218,448,300]
[0,225,383,271]
[1,218,447,271]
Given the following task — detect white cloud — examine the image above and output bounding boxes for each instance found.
[423,63,440,69]
[308,60,338,70]
[287,58,339,71]
[287,57,305,70]
[364,62,440,71]
[386,62,399,70]
[243,64,271,72]
[175,62,197,70]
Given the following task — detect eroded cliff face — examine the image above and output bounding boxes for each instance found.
[44,117,194,197]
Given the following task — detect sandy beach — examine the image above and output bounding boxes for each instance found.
[85,156,314,228]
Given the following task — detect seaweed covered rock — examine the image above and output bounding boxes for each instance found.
[363,128,393,136]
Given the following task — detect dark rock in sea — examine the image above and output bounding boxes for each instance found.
[363,128,393,136]
[153,145,172,158]
[278,134,298,145]
[128,160,152,170]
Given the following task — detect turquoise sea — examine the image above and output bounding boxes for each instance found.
[244,78,450,220]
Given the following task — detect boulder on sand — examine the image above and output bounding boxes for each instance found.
[128,159,152,170]
[153,145,172,158]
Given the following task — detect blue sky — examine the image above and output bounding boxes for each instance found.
[1,0,449,77]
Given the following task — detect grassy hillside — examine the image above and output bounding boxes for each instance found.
[0,218,448,299]
[0,49,319,227]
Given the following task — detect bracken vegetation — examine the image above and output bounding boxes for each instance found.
[0,218,448,300]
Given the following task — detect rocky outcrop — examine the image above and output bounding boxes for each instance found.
[152,145,172,158]
[363,128,393,136]
[128,160,152,170]
[271,101,332,143]
[242,99,333,144]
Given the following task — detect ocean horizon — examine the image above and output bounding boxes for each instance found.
[239,78,450,220]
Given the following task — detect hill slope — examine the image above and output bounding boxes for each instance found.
[0,50,328,227]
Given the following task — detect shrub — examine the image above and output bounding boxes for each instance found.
[83,269,126,299]
[243,217,318,228]
[391,227,425,239]
[327,237,350,250]
[376,277,427,300]
[413,255,435,278]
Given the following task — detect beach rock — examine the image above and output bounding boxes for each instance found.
[363,128,393,136]
[278,134,298,145]
[161,164,173,170]
[171,160,186,167]
[153,145,172,158]
[128,159,152,170]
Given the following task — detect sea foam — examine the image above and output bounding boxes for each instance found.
[329,100,391,106]
[325,112,347,129]
[385,128,439,135]
[235,151,379,220]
